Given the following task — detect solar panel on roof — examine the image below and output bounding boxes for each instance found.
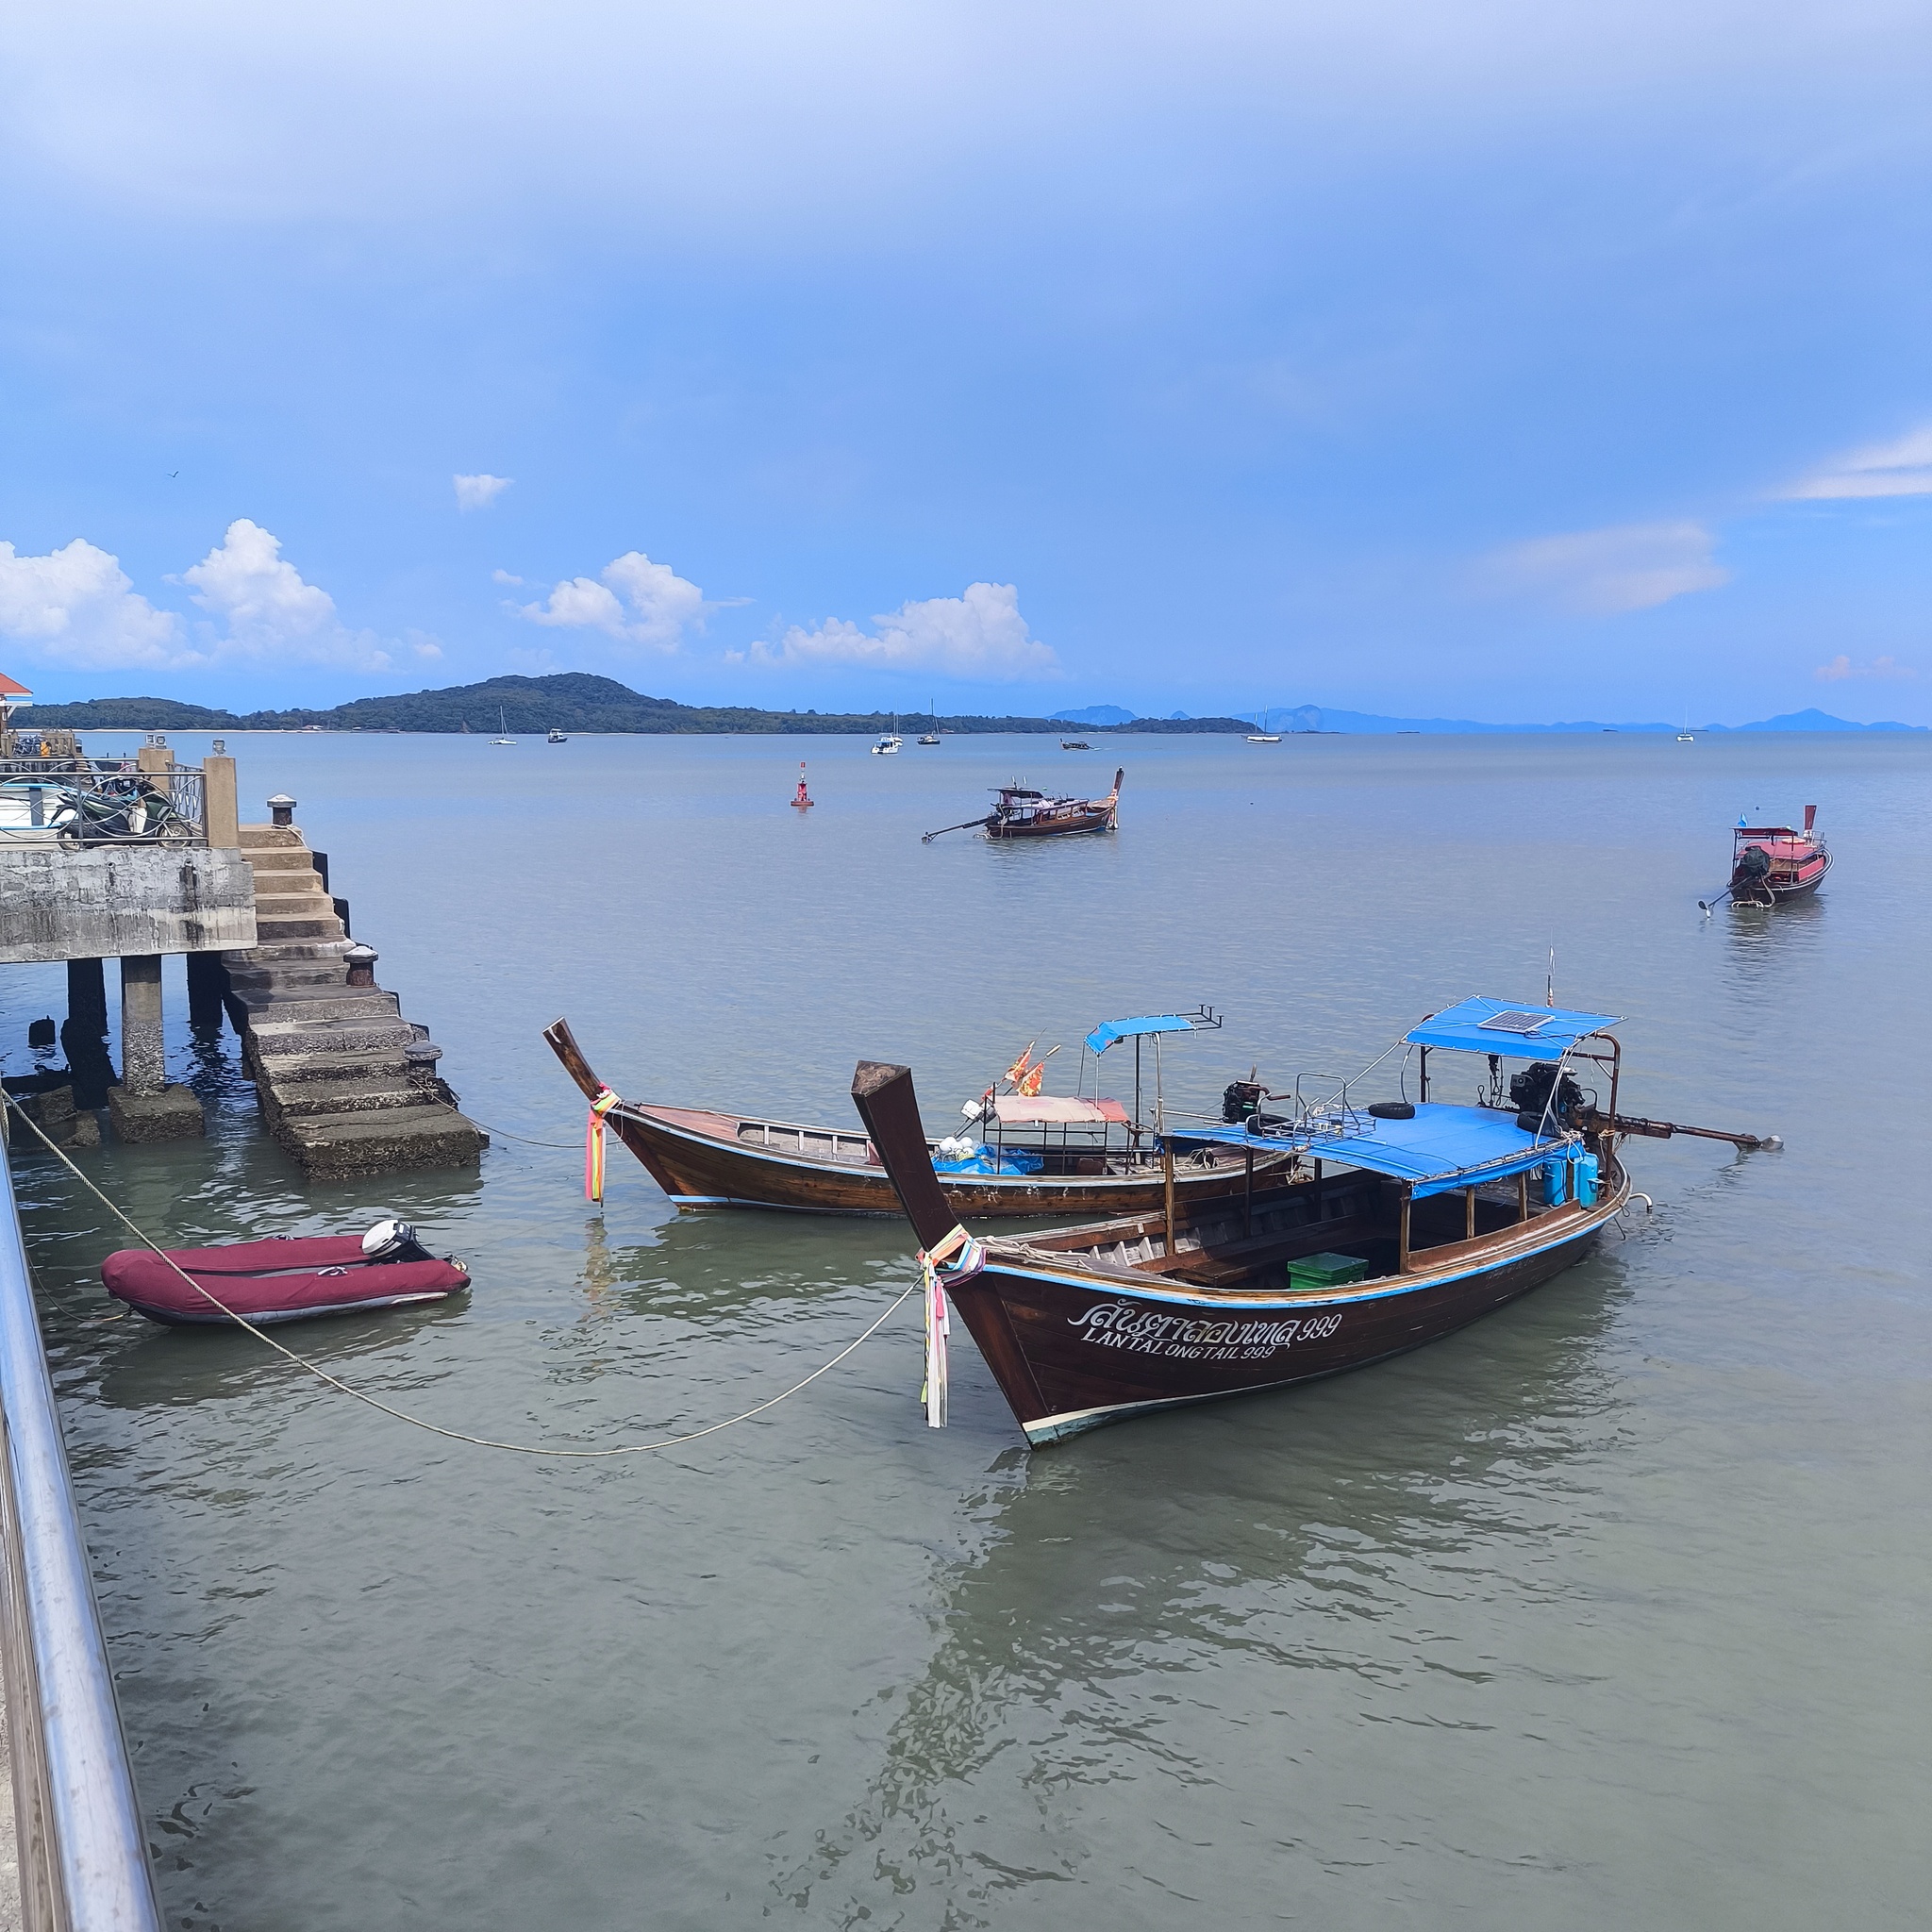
[1477,1010,1553,1035]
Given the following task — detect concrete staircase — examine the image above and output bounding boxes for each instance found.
[223,824,488,1179]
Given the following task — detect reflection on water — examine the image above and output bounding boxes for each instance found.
[2,730,1926,1930]
[774,1260,1628,1924]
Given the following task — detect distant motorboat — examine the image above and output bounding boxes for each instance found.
[871,713,903,755]
[1060,739,1091,750]
[548,728,568,744]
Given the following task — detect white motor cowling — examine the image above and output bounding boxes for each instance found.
[361,1218,428,1262]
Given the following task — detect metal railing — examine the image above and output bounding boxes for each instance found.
[0,1148,163,1931]
[0,765,208,850]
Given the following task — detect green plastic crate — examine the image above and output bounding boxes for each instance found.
[1287,1250,1370,1292]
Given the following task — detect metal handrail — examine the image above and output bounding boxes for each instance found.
[0,772,208,850]
[0,1149,162,1931]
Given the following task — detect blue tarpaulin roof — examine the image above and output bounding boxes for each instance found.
[1085,1014,1200,1055]
[1403,996,1621,1059]
[1169,1103,1577,1199]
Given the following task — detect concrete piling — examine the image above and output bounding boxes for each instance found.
[108,956,204,1143]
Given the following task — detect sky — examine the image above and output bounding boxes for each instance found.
[2,0,1928,724]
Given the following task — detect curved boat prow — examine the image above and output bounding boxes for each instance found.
[850,1061,961,1250]
[1106,767,1124,807]
[543,1016,607,1103]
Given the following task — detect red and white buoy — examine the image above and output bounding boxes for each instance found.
[791,762,814,810]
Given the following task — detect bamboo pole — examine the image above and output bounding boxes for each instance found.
[1163,1141,1176,1258]
[1397,1188,1411,1273]
[1464,1185,1477,1241]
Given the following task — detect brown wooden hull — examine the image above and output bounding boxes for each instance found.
[608,1103,1284,1218]
[946,1175,1626,1443]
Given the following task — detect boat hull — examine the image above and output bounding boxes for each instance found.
[608,1104,1283,1218]
[946,1184,1624,1443]
[986,808,1114,839]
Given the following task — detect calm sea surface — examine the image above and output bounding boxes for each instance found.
[4,729,1926,1930]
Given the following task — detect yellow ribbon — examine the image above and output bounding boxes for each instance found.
[585,1088,621,1203]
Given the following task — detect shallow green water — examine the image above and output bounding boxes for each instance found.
[5,729,1926,1930]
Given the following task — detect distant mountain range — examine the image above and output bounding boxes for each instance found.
[21,675,1256,737]
[17,676,1925,736]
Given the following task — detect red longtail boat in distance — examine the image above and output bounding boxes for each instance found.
[1702,805,1830,910]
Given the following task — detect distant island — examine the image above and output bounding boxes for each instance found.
[16,675,1925,736]
[21,675,1255,737]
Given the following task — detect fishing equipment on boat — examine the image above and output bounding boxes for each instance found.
[100,1224,469,1326]
[585,1086,622,1202]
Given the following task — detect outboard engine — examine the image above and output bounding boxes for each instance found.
[360,1218,433,1264]
[1222,1079,1265,1124]
[1508,1061,1584,1134]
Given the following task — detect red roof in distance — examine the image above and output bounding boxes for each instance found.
[0,674,30,698]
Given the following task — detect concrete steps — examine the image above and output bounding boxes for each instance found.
[269,1108,491,1181]
[220,821,486,1176]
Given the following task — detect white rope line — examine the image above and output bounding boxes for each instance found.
[5,1095,915,1459]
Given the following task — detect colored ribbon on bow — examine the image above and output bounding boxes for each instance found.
[915,1224,984,1428]
[585,1087,622,1203]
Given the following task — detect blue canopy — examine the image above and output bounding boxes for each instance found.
[1085,1014,1201,1056]
[1403,996,1621,1059]
[1169,1102,1576,1200]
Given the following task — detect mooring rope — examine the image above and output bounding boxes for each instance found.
[3,1096,915,1459]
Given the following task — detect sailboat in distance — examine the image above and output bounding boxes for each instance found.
[918,701,941,745]
[1246,709,1282,743]
[492,706,516,745]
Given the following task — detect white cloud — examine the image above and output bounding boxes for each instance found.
[741,582,1057,677]
[516,549,706,650]
[1816,653,1915,681]
[1781,425,1932,501]
[0,537,185,669]
[455,473,512,510]
[491,568,525,586]
[179,519,392,668]
[1474,522,1729,615]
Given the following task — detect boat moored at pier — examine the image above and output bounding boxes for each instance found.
[544,1011,1288,1217]
[853,996,1761,1445]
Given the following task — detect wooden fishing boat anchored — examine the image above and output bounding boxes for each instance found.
[545,1010,1287,1217]
[924,769,1123,843]
[853,996,1776,1445]
[1700,807,1829,910]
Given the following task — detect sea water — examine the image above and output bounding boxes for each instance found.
[3,728,1925,1931]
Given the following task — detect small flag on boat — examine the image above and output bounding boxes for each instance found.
[585,1087,621,1202]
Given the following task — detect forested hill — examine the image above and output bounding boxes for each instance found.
[25,674,1254,736]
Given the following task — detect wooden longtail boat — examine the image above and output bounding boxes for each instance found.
[853,997,1718,1445]
[1702,806,1830,909]
[923,769,1122,843]
[545,1016,1289,1217]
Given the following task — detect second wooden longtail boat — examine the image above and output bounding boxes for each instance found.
[545,1013,1288,1217]
[853,996,1773,1445]
[923,769,1123,843]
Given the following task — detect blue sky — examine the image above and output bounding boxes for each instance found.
[2,0,1927,723]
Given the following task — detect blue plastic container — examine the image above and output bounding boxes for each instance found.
[1542,1158,1569,1207]
[1574,1151,1599,1207]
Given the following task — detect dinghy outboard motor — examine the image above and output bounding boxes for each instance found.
[360,1218,433,1264]
[1509,1061,1584,1134]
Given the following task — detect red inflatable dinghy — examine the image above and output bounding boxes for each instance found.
[102,1221,469,1326]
